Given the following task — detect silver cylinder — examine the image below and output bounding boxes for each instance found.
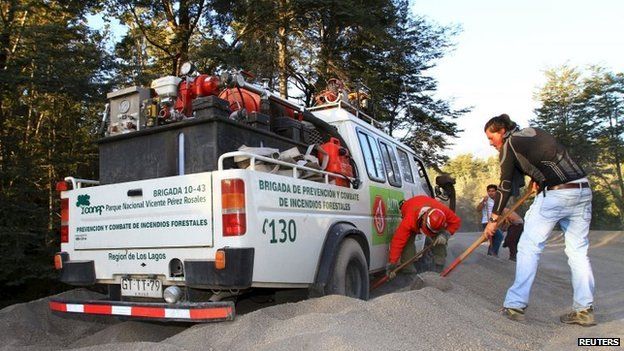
[163,285,183,304]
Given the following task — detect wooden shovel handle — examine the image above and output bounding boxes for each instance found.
[440,182,535,277]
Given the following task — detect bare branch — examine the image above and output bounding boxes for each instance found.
[189,0,206,33]
[161,0,177,27]
[9,10,28,57]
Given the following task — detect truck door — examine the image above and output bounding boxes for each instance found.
[396,147,419,198]
[411,156,434,198]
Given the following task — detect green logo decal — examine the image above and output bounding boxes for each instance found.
[76,194,104,215]
[370,186,404,245]
[76,194,90,207]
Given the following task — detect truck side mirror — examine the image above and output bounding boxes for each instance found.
[435,174,456,211]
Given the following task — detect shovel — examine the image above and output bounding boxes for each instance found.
[370,244,433,291]
[440,183,535,277]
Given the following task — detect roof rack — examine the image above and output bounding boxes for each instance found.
[308,99,385,130]
[64,177,100,189]
[218,151,355,188]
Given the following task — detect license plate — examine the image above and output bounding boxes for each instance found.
[121,277,162,298]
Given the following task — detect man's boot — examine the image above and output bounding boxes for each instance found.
[501,307,525,321]
[560,306,596,326]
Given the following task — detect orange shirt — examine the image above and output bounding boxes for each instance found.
[388,196,461,264]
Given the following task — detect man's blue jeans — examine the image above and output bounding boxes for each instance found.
[482,223,503,256]
[504,184,594,311]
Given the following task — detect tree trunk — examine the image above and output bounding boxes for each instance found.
[0,2,17,187]
[277,26,288,98]
[609,111,624,203]
[276,0,290,98]
[176,0,190,75]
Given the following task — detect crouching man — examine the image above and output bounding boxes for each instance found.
[386,195,461,276]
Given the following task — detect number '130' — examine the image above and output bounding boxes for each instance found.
[262,219,297,243]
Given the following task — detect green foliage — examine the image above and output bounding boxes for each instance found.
[532,65,624,229]
[0,0,465,306]
[104,0,216,79]
[439,154,504,231]
[345,2,469,166]
[531,66,593,168]
[107,0,468,165]
[0,0,109,305]
[14,0,624,309]
[234,0,466,166]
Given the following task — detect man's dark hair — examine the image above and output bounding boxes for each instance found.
[484,114,518,132]
[486,184,497,191]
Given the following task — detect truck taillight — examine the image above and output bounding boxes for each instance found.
[54,253,64,270]
[56,180,69,192]
[60,198,69,243]
[215,249,226,270]
[221,179,246,236]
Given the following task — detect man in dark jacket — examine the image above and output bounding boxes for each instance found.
[483,114,595,326]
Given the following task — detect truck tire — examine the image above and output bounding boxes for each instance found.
[326,238,369,300]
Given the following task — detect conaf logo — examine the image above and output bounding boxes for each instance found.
[76,194,90,207]
[76,194,104,215]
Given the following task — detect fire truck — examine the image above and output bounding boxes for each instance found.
[50,63,455,322]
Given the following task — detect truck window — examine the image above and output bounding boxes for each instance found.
[357,131,386,182]
[413,156,433,197]
[397,149,414,183]
[379,140,402,187]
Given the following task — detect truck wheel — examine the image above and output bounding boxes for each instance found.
[327,238,369,300]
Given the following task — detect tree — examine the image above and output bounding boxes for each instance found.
[0,0,110,305]
[105,0,210,76]
[533,65,624,228]
[207,0,396,100]
[209,0,289,95]
[531,65,594,167]
[439,154,502,231]
[373,3,468,167]
[207,0,469,162]
[295,0,468,167]
[582,69,624,225]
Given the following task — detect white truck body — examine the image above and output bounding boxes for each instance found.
[53,101,440,322]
